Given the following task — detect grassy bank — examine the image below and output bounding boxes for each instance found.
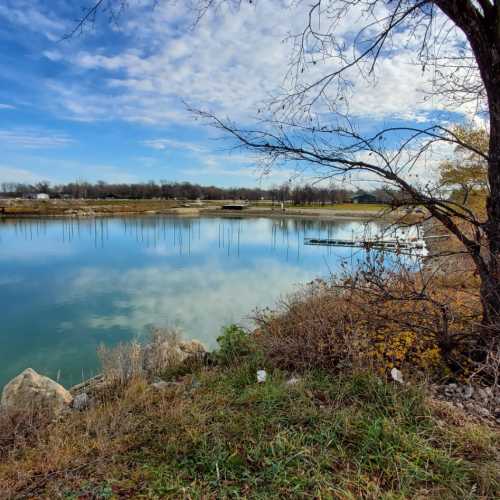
[0,198,394,219]
[255,202,389,212]
[0,199,182,217]
[0,332,498,499]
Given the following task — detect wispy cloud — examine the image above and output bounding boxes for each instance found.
[0,129,74,149]
[143,138,206,153]
[0,0,473,187]
[0,165,43,183]
[143,136,267,180]
[44,1,470,127]
[42,50,63,62]
[45,1,301,124]
[0,0,65,41]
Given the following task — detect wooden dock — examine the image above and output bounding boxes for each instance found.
[304,237,426,252]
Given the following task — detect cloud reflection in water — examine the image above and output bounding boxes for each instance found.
[71,259,315,348]
[0,215,384,387]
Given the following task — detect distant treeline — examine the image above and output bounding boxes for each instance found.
[0,181,398,204]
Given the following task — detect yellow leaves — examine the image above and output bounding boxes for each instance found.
[363,327,445,373]
[257,260,482,378]
[438,124,489,215]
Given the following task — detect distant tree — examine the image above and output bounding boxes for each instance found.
[439,126,489,207]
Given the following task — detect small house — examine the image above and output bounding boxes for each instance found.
[36,193,50,200]
[350,193,378,204]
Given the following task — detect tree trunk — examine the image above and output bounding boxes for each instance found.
[459,4,500,341]
[475,4,500,336]
[483,101,500,338]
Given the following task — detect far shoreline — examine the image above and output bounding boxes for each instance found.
[0,199,412,222]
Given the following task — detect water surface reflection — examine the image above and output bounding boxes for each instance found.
[0,216,383,387]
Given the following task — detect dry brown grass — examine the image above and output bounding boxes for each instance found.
[96,328,204,387]
[0,364,498,499]
[255,259,484,379]
[0,377,171,497]
[0,198,180,216]
[0,408,54,464]
[0,330,197,469]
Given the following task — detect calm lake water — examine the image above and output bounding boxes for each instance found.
[0,215,385,388]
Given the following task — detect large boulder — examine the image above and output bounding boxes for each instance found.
[143,339,206,375]
[1,368,73,416]
[179,340,206,356]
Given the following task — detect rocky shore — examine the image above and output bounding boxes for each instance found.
[430,382,500,426]
[0,338,207,418]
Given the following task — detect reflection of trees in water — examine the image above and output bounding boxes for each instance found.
[0,218,50,242]
[0,216,389,260]
[120,217,203,256]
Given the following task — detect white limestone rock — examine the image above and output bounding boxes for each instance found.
[1,368,73,416]
[179,340,206,356]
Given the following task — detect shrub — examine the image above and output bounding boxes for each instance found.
[216,324,253,365]
[254,258,481,378]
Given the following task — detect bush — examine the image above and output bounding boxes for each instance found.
[254,260,480,378]
[216,324,253,365]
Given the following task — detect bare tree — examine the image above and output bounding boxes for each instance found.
[70,0,500,344]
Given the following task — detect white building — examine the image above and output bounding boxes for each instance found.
[36,193,50,200]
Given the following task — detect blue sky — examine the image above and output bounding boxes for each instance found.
[0,0,470,188]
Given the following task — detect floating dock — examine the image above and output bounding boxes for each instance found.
[304,237,427,253]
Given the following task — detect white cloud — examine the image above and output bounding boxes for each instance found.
[143,138,205,153]
[46,1,303,124]
[45,158,143,184]
[0,103,15,110]
[0,157,142,185]
[0,129,74,148]
[0,1,65,41]
[0,165,43,183]
[1,0,475,187]
[142,135,296,183]
[45,81,186,124]
[45,1,474,128]
[43,50,63,62]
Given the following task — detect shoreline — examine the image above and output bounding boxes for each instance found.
[0,201,405,222]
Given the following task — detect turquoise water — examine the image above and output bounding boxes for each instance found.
[0,215,383,388]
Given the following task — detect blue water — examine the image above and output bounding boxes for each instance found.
[0,215,383,388]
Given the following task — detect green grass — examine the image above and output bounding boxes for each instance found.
[253,202,390,212]
[4,354,497,499]
[133,369,497,499]
[1,328,498,498]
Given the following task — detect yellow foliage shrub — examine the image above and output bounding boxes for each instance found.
[255,263,481,378]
